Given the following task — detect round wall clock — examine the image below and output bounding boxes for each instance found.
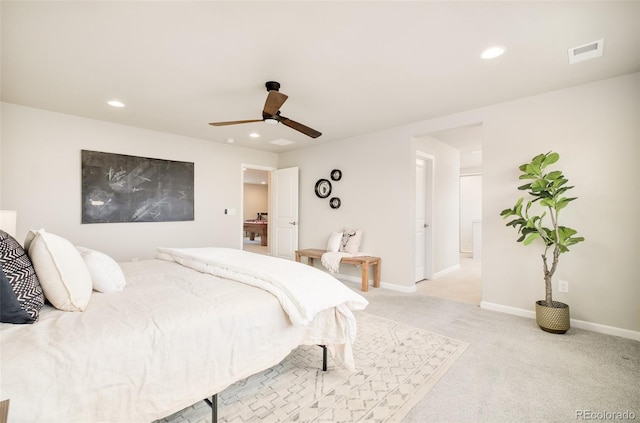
[330,169,342,181]
[315,179,332,198]
[329,197,341,209]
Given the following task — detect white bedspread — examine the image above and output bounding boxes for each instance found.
[156,247,369,371]
[0,258,366,423]
[156,247,368,326]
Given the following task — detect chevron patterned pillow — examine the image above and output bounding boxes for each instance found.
[0,230,44,322]
[1,266,34,323]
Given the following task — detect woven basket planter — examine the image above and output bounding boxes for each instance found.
[535,300,570,334]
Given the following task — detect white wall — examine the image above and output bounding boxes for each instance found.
[283,72,639,334]
[278,130,414,288]
[278,122,461,291]
[481,73,640,334]
[0,103,278,261]
[243,184,268,220]
[460,174,482,254]
[413,136,461,276]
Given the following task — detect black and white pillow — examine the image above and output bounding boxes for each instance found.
[339,229,363,255]
[1,267,34,324]
[0,230,44,323]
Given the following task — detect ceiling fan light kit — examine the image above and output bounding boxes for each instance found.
[209,81,322,139]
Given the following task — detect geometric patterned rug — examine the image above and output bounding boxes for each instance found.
[157,312,469,423]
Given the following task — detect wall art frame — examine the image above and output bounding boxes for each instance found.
[81,150,194,224]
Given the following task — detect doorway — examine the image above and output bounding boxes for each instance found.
[241,166,272,255]
[415,153,434,282]
[418,123,483,305]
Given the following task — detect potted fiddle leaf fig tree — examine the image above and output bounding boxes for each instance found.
[500,152,584,333]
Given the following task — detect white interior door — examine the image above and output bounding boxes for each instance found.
[270,167,299,259]
[415,156,434,282]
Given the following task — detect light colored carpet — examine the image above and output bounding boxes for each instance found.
[157,312,468,423]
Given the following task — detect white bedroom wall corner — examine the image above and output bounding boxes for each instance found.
[482,73,640,334]
[279,133,415,289]
[1,103,279,260]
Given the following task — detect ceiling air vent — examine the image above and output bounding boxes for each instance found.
[568,39,604,64]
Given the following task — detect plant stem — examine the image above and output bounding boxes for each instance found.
[542,205,560,307]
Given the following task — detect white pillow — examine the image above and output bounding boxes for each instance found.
[340,229,363,255]
[24,229,92,312]
[77,247,126,293]
[326,231,343,252]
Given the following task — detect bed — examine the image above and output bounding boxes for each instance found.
[0,230,368,423]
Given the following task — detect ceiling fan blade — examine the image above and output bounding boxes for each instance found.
[263,90,288,116]
[208,119,263,126]
[279,116,322,138]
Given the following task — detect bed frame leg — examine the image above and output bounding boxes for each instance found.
[204,394,217,423]
[318,345,327,371]
[202,345,323,423]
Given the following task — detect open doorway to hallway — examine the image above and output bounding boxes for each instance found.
[417,123,483,305]
[416,254,481,304]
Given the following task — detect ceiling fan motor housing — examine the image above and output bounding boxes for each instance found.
[265,81,280,92]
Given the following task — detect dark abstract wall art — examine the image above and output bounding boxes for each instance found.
[81,150,194,223]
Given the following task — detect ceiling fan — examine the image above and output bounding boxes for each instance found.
[209,81,322,139]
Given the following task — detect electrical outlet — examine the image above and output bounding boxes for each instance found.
[558,280,569,293]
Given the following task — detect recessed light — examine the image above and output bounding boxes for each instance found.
[107,100,125,108]
[249,132,260,138]
[481,46,506,60]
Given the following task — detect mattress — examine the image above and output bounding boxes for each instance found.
[0,259,343,423]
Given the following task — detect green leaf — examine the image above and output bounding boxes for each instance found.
[546,170,563,180]
[532,154,546,166]
[540,198,555,208]
[523,232,540,245]
[525,163,541,176]
[543,152,560,167]
[552,179,569,188]
[555,197,576,211]
[558,226,578,238]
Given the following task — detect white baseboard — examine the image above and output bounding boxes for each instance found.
[432,263,461,279]
[335,274,416,293]
[481,301,640,342]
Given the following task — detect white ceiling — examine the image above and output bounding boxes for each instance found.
[2,1,638,154]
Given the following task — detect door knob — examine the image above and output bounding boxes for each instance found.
[424,224,429,228]
[290,221,297,226]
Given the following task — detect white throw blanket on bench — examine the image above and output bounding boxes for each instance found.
[321,251,353,273]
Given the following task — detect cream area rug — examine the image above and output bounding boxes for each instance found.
[158,312,469,423]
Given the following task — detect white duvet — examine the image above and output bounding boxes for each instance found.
[156,247,368,326]
[0,253,368,423]
[156,247,369,369]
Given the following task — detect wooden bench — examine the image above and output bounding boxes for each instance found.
[295,248,381,292]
